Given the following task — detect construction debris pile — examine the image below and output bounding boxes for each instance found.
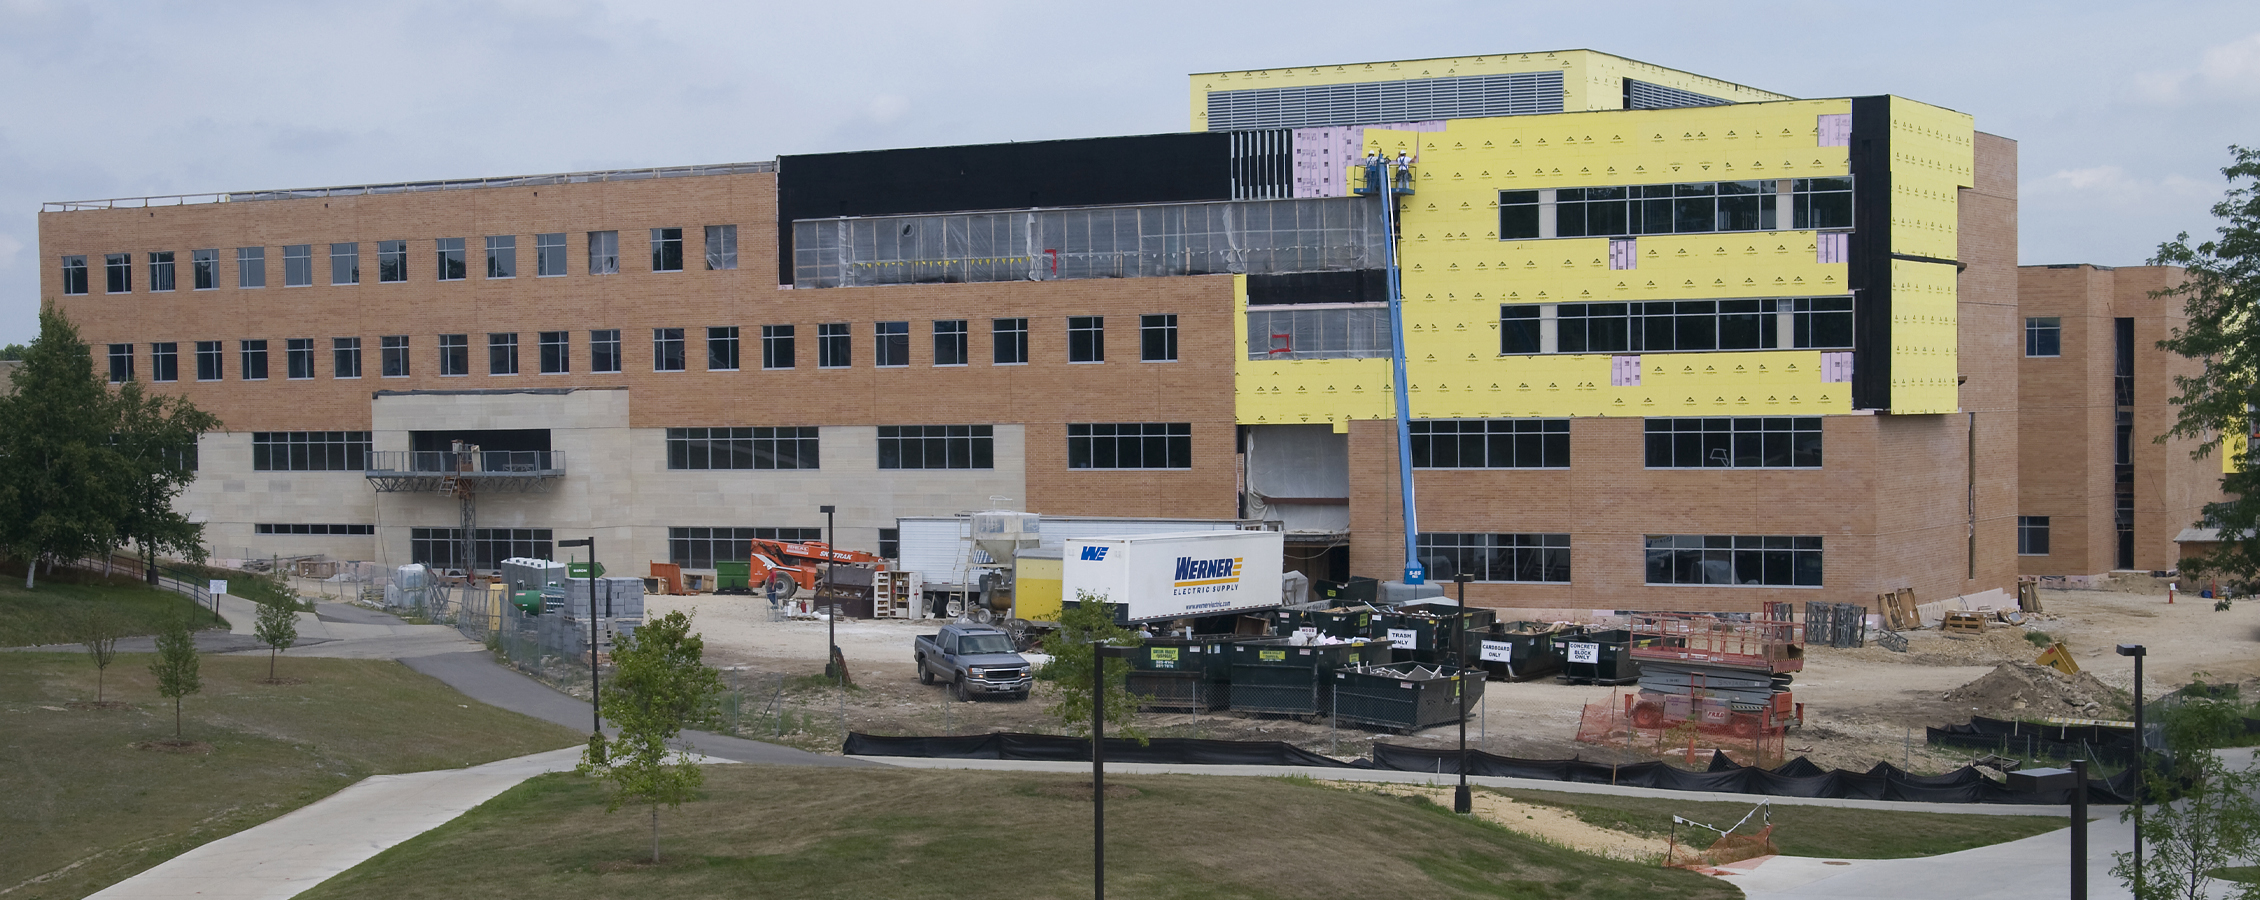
[1941,662,2124,719]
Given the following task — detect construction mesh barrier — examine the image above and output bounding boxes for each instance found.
[1925,715,2142,764]
[1574,698,1787,768]
[845,731,2133,804]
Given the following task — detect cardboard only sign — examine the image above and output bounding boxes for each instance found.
[1061,530,1285,623]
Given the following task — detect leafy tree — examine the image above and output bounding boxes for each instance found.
[2113,693,2260,900]
[0,342,27,361]
[1038,591,1148,743]
[0,308,128,589]
[148,615,201,738]
[109,381,219,585]
[254,598,298,683]
[575,609,721,864]
[80,606,122,702]
[2157,145,2260,589]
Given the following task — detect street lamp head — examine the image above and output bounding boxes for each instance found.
[1454,573,1474,584]
[819,505,836,514]
[558,538,590,548]
[2117,643,2147,658]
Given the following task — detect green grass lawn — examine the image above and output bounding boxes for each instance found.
[295,766,1740,900]
[0,566,225,646]
[1490,787,2065,859]
[0,652,584,900]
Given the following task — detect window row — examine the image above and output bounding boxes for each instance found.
[1644,535,1823,586]
[58,227,739,295]
[256,523,375,535]
[251,431,371,471]
[1500,297,1853,356]
[1644,417,1822,469]
[1500,177,1853,240]
[667,527,825,569]
[1404,417,1822,470]
[661,424,1189,471]
[410,528,554,571]
[1417,533,1571,583]
[101,316,1178,383]
[1411,532,1826,586]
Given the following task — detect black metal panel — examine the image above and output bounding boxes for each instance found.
[776,132,1234,283]
[1848,96,1894,411]
[1246,269,1389,305]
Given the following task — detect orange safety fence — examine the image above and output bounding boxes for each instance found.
[1667,823,1778,869]
[1575,694,1788,768]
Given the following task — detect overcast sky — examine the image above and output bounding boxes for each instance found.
[2,0,2252,345]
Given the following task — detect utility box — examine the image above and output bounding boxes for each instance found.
[1062,530,1285,623]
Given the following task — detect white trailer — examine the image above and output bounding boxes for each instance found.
[1061,530,1285,623]
[895,514,1271,593]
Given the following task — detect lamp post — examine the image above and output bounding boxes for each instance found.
[558,536,597,734]
[2118,642,2148,892]
[1454,572,1474,814]
[820,505,837,684]
[1091,642,1133,900]
[2009,761,2089,900]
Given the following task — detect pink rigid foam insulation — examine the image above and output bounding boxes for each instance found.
[1817,114,1851,148]
[1609,239,1638,270]
[1611,355,1642,386]
[1816,232,1849,264]
[1292,127,1361,198]
[1821,352,1853,383]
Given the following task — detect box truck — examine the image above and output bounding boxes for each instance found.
[1061,530,1286,623]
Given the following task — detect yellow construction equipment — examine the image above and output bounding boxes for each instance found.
[2036,642,2081,676]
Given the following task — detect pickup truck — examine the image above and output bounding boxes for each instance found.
[914,624,1033,701]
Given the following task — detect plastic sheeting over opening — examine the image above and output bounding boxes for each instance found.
[792,197,1385,289]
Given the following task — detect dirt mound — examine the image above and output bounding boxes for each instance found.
[1942,662,2125,718]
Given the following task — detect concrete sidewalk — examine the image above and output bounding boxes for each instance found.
[82,748,588,900]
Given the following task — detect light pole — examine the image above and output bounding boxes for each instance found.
[820,505,837,684]
[2009,761,2089,900]
[1091,641,1133,900]
[2118,642,2148,892]
[558,536,597,734]
[1454,572,1474,814]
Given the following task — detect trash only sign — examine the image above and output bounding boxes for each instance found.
[1567,642,1600,664]
[1386,628,1418,650]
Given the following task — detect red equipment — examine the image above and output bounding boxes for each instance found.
[748,539,886,601]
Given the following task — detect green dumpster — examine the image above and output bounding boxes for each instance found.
[715,561,752,593]
[1227,638,1383,716]
[1331,663,1484,732]
[1127,637,1233,712]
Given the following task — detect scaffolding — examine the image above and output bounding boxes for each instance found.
[1627,607,1805,673]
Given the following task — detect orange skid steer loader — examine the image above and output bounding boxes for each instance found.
[748,538,887,601]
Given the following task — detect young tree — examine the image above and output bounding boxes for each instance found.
[0,308,129,589]
[2113,693,2260,900]
[254,597,298,683]
[148,615,201,738]
[2157,145,2260,588]
[109,381,220,585]
[80,606,122,702]
[1038,591,1148,743]
[575,609,721,864]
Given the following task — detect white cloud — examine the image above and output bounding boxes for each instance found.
[0,232,21,272]
[2132,31,2260,103]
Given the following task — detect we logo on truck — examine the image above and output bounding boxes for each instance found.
[1171,556,1244,592]
[1079,546,1110,561]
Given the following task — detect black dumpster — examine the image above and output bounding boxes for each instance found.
[1555,627,1643,685]
[1315,576,1380,605]
[1463,621,1568,681]
[1331,663,1485,732]
[1127,637,1234,712]
[1274,605,1382,640]
[1381,604,1495,664]
[1228,638,1386,716]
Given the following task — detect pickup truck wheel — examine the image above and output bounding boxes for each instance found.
[917,660,934,685]
[954,678,971,702]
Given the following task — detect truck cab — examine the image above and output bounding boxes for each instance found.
[913,624,1033,701]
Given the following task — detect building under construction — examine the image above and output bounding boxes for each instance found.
[35,48,2220,612]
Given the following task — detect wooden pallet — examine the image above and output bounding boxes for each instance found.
[1941,611,1987,635]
